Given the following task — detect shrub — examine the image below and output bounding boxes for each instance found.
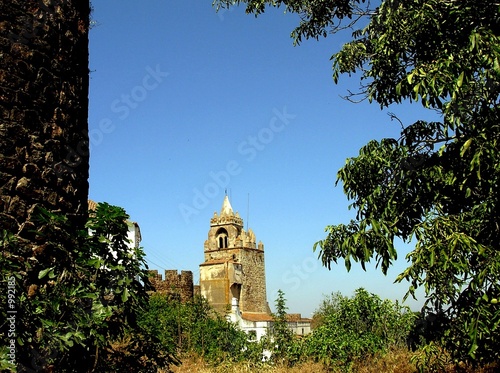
[305,288,416,370]
[0,203,174,372]
[139,294,251,365]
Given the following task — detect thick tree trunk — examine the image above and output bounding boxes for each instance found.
[0,0,90,236]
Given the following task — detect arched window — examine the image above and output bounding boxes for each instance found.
[218,235,228,248]
[216,228,229,249]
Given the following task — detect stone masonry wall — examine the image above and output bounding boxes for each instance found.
[238,249,268,313]
[204,248,268,314]
[0,1,90,236]
[149,269,194,303]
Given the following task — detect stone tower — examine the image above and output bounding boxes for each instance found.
[199,196,269,314]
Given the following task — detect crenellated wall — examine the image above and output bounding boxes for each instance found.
[148,269,194,303]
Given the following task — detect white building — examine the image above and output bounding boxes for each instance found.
[227,297,312,341]
[88,200,142,251]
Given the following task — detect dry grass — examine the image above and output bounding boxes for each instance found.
[169,350,412,373]
[168,349,499,373]
[349,348,416,373]
[170,357,329,373]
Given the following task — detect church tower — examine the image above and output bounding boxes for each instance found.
[199,196,269,315]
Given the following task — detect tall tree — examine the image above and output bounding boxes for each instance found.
[271,289,294,362]
[213,0,500,364]
[1,1,90,369]
[0,4,174,372]
[0,0,90,236]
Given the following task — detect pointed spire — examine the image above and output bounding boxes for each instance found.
[221,195,234,216]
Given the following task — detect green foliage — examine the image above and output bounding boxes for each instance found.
[305,289,415,370]
[213,0,371,45]
[410,341,452,373]
[0,203,174,372]
[270,289,295,363]
[318,1,500,364]
[333,0,500,113]
[139,293,251,365]
[212,0,500,365]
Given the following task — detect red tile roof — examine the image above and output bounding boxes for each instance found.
[241,312,274,322]
[241,312,312,322]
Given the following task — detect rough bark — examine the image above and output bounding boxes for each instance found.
[0,0,90,237]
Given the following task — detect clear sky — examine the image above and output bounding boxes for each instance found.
[88,0,438,316]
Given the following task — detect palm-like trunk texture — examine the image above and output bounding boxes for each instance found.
[0,0,90,236]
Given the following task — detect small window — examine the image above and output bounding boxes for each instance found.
[216,228,229,249]
[218,235,228,248]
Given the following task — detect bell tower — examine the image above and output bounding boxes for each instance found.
[199,196,269,314]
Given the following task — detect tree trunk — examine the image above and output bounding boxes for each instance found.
[0,0,90,237]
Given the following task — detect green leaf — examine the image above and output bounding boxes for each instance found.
[457,71,465,88]
[38,267,53,279]
[461,138,473,157]
[121,287,129,302]
[407,72,414,84]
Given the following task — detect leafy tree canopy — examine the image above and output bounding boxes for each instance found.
[139,293,270,366]
[306,289,415,368]
[1,203,174,372]
[213,0,500,364]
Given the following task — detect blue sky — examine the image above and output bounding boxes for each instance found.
[88,0,438,316]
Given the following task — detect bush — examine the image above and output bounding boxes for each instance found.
[0,203,174,372]
[305,288,416,370]
[139,294,252,365]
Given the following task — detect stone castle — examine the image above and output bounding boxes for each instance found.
[148,196,269,315]
[199,196,270,315]
[148,196,311,338]
[148,269,196,303]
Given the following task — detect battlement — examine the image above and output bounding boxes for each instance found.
[148,269,194,303]
[210,213,243,227]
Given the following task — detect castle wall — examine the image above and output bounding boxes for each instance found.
[199,262,229,313]
[239,249,268,313]
[201,247,268,314]
[148,269,193,303]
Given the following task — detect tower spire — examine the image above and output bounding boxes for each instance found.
[221,195,233,216]
[201,196,269,315]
